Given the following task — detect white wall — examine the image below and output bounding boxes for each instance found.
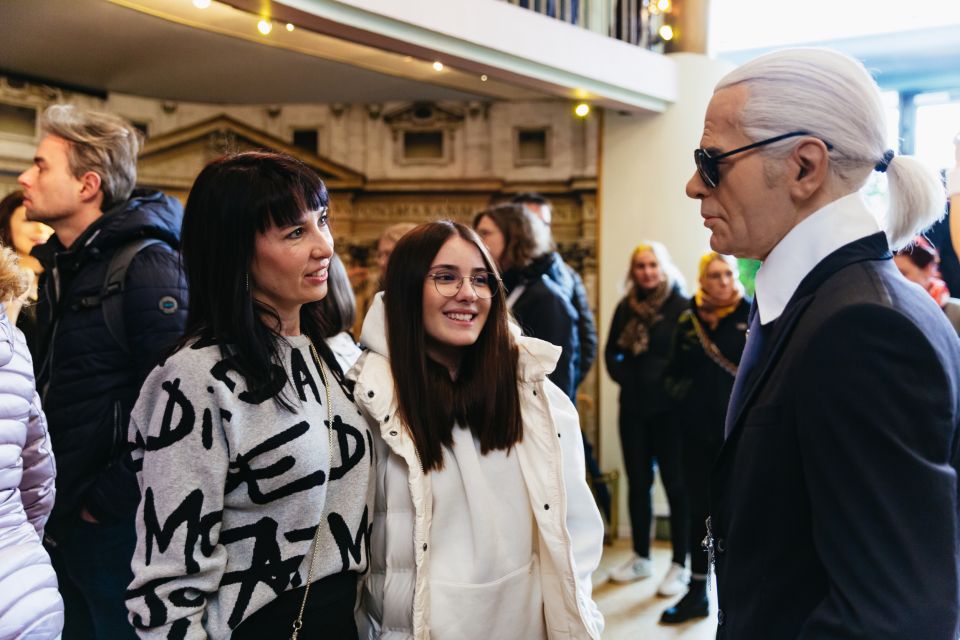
[597,53,734,535]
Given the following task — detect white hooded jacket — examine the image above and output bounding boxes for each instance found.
[349,294,604,639]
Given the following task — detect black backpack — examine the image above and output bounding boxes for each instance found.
[100,237,168,353]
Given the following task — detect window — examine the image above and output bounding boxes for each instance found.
[0,103,37,137]
[402,130,444,160]
[293,128,319,155]
[915,91,960,172]
[514,127,551,166]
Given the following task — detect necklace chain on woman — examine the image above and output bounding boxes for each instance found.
[291,340,335,640]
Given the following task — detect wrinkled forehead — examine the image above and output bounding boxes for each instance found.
[700,84,749,150]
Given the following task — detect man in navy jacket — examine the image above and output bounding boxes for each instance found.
[686,49,960,638]
[19,104,187,639]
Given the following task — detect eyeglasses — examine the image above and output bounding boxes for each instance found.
[694,131,833,189]
[427,270,499,299]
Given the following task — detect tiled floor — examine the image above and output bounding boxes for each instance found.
[594,539,718,639]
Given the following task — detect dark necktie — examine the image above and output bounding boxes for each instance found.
[724,302,770,439]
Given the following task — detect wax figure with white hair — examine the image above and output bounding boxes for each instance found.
[686,48,960,639]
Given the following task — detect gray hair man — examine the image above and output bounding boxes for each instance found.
[687,48,959,638]
[18,104,187,639]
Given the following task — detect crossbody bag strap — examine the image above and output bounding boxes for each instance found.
[689,313,738,377]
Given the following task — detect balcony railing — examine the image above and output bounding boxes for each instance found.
[498,0,671,51]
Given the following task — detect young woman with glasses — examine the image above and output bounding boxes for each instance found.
[350,220,604,639]
[125,152,374,639]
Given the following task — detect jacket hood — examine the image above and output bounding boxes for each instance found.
[359,292,561,383]
[33,189,183,264]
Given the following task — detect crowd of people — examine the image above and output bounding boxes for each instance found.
[0,46,959,640]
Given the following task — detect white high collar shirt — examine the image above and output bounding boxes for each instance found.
[754,192,882,325]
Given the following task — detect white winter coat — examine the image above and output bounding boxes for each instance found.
[349,295,604,640]
[0,308,63,639]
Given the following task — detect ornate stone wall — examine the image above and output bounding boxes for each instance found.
[0,75,603,445]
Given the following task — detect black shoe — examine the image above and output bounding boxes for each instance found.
[660,586,709,624]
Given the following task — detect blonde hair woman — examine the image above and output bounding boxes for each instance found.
[603,242,690,595]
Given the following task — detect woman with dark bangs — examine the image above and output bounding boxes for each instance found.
[126,152,374,639]
[350,220,604,639]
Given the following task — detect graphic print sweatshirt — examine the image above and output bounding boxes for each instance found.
[125,335,374,639]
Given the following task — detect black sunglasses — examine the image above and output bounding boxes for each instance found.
[694,131,833,189]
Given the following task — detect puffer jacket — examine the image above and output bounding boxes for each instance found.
[0,308,63,639]
[32,190,187,538]
[350,294,604,639]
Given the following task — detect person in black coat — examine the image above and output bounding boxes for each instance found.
[604,241,690,596]
[18,104,187,639]
[475,204,612,523]
[660,252,749,623]
[687,48,960,638]
[509,193,598,387]
[475,203,579,399]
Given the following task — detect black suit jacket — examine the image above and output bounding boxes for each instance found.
[711,233,960,639]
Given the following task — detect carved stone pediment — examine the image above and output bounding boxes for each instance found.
[382,102,464,129]
[137,114,365,192]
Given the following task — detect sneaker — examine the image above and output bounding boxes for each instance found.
[657,562,690,596]
[609,554,653,583]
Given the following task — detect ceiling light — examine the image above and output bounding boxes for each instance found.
[480,74,488,82]
[659,25,674,41]
[574,103,590,118]
[257,19,273,35]
[432,61,444,72]
[285,23,295,32]
[657,0,671,11]
[192,0,211,8]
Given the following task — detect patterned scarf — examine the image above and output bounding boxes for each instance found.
[617,280,670,356]
[695,287,743,330]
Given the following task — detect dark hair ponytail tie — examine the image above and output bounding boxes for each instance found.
[875,149,895,173]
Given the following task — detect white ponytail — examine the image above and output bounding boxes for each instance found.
[883,155,946,250]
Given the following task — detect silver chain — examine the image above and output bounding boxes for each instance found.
[291,341,335,640]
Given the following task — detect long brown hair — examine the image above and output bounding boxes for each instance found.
[384,220,522,472]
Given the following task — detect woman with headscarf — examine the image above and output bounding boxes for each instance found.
[604,242,690,596]
[659,252,749,623]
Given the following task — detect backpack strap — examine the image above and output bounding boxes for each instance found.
[101,238,165,354]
